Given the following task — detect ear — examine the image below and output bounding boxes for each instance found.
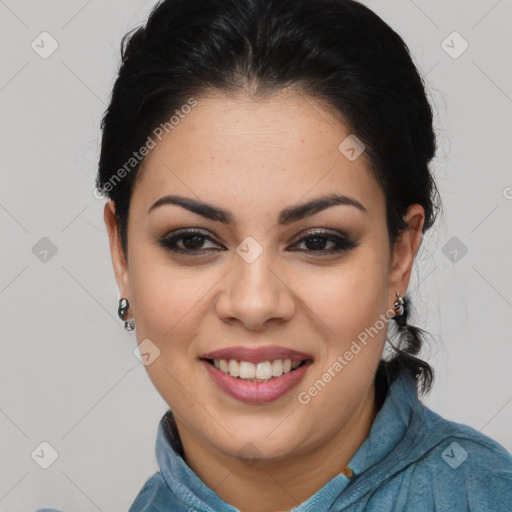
[388,204,425,304]
[104,200,130,298]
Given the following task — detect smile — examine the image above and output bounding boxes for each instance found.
[200,345,313,403]
[208,358,306,381]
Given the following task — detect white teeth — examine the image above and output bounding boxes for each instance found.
[212,357,303,380]
[256,361,273,380]
[271,359,283,376]
[228,359,239,377]
[239,361,256,379]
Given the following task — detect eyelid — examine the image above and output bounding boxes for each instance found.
[160,227,350,243]
[290,227,351,241]
[158,227,357,256]
[160,228,224,249]
[288,229,357,253]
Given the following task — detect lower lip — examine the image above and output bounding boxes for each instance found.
[201,360,312,403]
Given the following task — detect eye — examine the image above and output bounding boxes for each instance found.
[158,228,358,256]
[158,229,224,254]
[289,229,358,254]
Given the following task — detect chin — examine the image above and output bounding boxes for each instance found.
[212,418,315,462]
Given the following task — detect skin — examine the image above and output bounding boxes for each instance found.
[104,89,424,512]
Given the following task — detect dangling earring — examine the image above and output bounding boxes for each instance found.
[118,298,135,331]
[393,291,407,327]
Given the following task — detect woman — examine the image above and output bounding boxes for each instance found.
[37,0,512,510]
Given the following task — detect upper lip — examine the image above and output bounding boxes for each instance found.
[200,345,313,364]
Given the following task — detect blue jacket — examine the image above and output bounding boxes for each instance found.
[36,373,512,511]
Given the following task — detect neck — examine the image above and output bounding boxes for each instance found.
[173,384,380,512]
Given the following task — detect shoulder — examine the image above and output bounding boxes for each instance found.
[33,473,176,512]
[407,404,512,509]
[420,404,512,470]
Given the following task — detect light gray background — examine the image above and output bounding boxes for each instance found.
[0,1,511,510]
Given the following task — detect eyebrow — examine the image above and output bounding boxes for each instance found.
[147,193,368,225]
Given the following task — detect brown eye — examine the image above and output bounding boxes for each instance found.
[289,230,358,255]
[159,229,223,254]
[158,228,357,256]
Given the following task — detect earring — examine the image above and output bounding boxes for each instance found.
[118,298,135,331]
[393,291,407,327]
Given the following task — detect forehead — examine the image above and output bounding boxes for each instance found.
[131,90,384,219]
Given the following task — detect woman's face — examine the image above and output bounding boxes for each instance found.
[105,90,423,465]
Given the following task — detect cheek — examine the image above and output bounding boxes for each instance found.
[128,251,212,338]
[127,260,209,406]
[298,252,390,396]
[304,253,389,337]
[296,299,388,436]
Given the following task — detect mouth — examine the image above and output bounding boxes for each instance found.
[202,357,310,382]
[199,346,314,403]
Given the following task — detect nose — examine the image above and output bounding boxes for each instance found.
[214,248,296,331]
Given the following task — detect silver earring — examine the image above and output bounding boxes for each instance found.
[393,291,406,327]
[118,298,135,331]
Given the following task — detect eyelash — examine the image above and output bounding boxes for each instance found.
[158,228,358,256]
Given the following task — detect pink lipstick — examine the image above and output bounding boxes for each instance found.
[200,345,313,403]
